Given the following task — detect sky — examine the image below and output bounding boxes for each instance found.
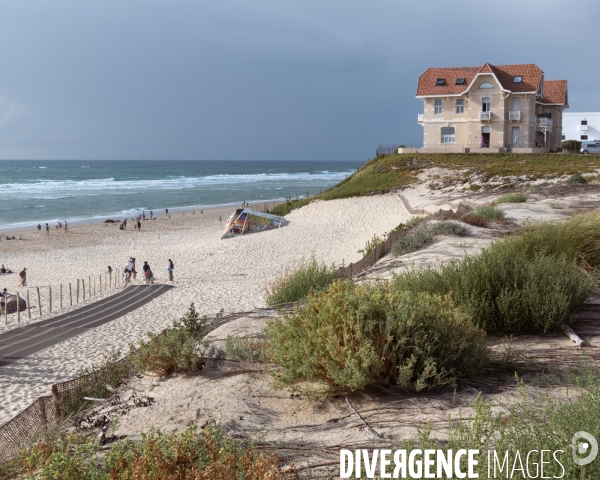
[0,0,594,161]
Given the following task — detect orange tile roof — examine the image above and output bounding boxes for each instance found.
[417,63,543,96]
[538,80,568,105]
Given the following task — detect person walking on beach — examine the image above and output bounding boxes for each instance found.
[17,268,26,288]
[45,223,49,236]
[150,210,153,219]
[167,259,174,281]
[64,221,68,232]
[37,224,41,231]
[131,258,137,281]
[165,208,168,215]
[143,261,152,284]
[137,219,141,230]
[124,258,134,285]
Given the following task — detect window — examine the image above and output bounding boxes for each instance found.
[562,135,566,140]
[456,99,464,114]
[581,120,588,125]
[435,78,445,86]
[513,76,523,84]
[441,127,455,143]
[434,99,442,114]
[482,97,491,112]
[581,135,588,140]
[455,77,466,85]
[478,82,494,89]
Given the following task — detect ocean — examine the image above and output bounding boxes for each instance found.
[0,160,361,231]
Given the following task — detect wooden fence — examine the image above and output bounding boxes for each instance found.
[336,228,409,279]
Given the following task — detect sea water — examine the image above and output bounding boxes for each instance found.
[0,160,360,231]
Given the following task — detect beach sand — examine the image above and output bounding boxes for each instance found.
[0,194,410,425]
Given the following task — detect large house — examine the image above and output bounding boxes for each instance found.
[408,63,568,153]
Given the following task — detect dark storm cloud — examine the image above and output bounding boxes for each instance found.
[0,0,594,160]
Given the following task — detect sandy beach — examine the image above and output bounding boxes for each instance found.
[0,194,410,425]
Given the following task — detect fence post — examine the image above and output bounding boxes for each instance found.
[82,279,85,301]
[76,279,80,303]
[350,263,353,278]
[60,284,63,309]
[49,286,52,313]
[27,290,31,320]
[4,294,7,325]
[39,397,48,429]
[51,385,60,418]
[93,277,95,296]
[109,272,112,289]
[69,283,73,306]
[99,275,102,294]
[16,292,20,323]
[37,287,42,317]
[88,276,91,297]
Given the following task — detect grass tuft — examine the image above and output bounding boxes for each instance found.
[391,221,470,256]
[566,173,587,184]
[496,192,527,204]
[265,256,336,305]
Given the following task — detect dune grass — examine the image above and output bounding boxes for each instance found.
[264,256,336,305]
[392,237,594,334]
[496,192,527,204]
[391,221,470,256]
[272,153,600,216]
[513,208,600,270]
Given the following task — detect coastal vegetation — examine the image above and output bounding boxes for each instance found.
[129,303,207,376]
[392,237,594,333]
[264,256,336,305]
[265,281,487,395]
[271,152,600,216]
[390,220,470,256]
[0,425,294,479]
[495,192,527,204]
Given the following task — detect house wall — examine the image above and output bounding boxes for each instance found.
[562,112,600,142]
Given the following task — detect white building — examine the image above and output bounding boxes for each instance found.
[562,112,600,142]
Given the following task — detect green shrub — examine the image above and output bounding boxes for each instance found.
[496,192,527,204]
[391,221,470,256]
[515,208,600,269]
[129,303,208,376]
[265,256,336,305]
[407,385,600,479]
[549,202,565,209]
[566,173,587,184]
[392,239,594,333]
[460,213,490,227]
[471,205,505,220]
[265,281,487,394]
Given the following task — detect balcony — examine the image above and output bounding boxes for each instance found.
[536,117,553,126]
[580,124,588,131]
[480,111,491,121]
[509,111,521,121]
[418,113,424,125]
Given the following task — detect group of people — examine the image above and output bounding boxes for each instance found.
[37,222,68,234]
[119,257,175,286]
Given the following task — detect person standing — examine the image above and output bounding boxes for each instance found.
[143,261,151,284]
[137,219,141,230]
[45,223,50,236]
[17,268,27,288]
[131,257,137,281]
[124,258,134,285]
[167,259,174,281]
[64,220,68,233]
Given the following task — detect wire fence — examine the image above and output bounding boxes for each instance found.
[0,310,253,463]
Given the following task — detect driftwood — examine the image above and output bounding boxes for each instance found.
[562,323,585,346]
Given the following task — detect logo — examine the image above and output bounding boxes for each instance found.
[572,431,598,466]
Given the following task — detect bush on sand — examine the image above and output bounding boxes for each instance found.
[391,221,470,256]
[392,239,594,333]
[129,303,207,376]
[496,192,527,204]
[265,281,487,394]
[265,256,336,305]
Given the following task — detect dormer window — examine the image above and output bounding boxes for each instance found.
[478,82,494,89]
[435,78,445,86]
[455,77,466,85]
[513,76,523,84]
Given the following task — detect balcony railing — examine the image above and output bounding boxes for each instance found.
[480,111,491,121]
[418,114,424,125]
[509,111,521,121]
[536,117,553,126]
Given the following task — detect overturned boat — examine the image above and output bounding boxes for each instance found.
[221,208,289,239]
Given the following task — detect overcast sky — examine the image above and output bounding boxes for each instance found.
[0,1,593,160]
